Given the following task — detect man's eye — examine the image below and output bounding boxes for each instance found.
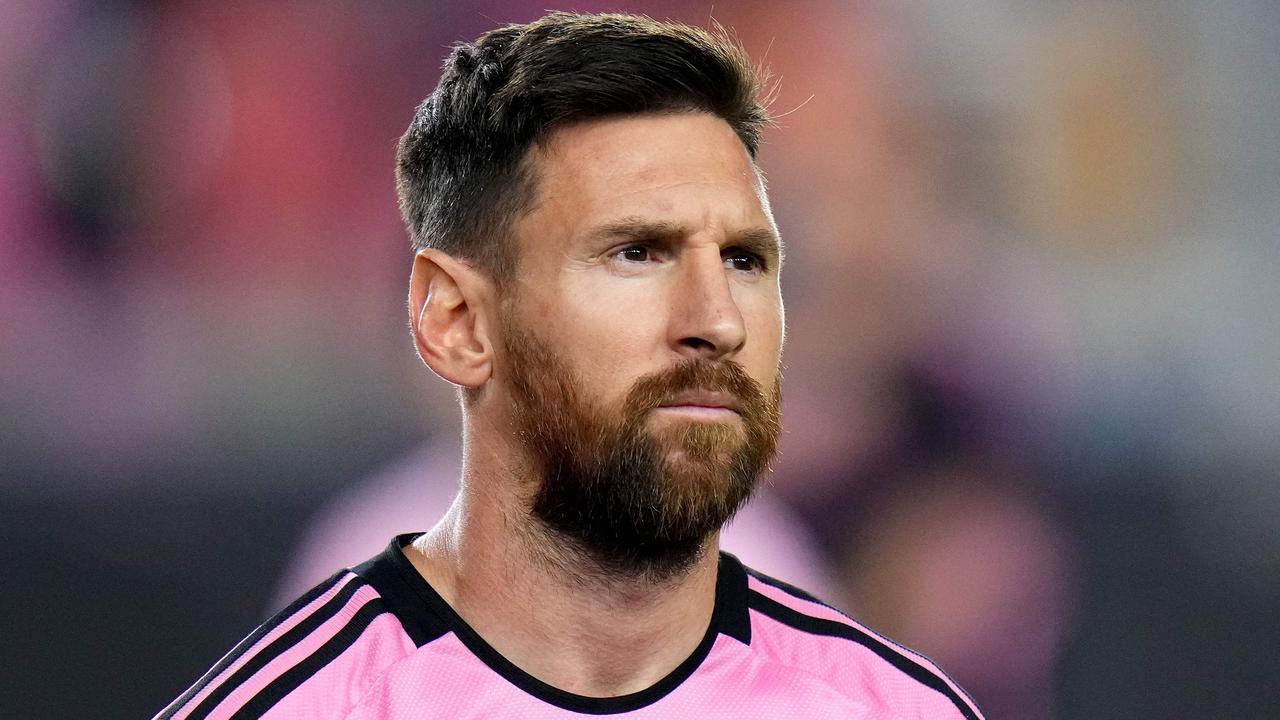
[724,250,765,273]
[618,245,653,262]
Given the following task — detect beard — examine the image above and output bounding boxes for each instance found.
[501,317,782,583]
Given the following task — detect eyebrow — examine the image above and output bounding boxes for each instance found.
[588,217,784,263]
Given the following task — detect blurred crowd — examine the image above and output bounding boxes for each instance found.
[2,1,1277,718]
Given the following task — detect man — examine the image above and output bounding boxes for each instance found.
[157,12,983,719]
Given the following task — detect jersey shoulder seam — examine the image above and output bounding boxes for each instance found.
[742,628,894,713]
[745,569,983,720]
[339,639,446,720]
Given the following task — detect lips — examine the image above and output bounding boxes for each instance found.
[657,389,742,414]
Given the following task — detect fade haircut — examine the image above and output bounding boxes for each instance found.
[395,12,770,283]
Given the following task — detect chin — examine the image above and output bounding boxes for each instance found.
[661,447,738,477]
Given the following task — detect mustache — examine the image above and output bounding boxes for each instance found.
[623,359,771,419]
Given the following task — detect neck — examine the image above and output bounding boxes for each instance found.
[405,426,721,698]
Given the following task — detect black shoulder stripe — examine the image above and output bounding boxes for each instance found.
[745,567,831,606]
[157,571,350,720]
[747,590,982,720]
[180,575,365,720]
[747,568,982,716]
[229,598,388,720]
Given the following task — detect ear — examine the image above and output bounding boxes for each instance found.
[408,250,495,390]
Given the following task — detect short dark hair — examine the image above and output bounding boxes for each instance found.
[395,12,769,282]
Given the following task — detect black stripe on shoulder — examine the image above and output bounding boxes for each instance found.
[230,598,388,720]
[157,571,350,720]
[745,567,834,608]
[747,567,982,716]
[179,574,365,720]
[747,590,982,720]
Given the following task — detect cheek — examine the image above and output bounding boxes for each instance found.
[743,289,784,345]
[743,293,785,386]
[539,286,667,390]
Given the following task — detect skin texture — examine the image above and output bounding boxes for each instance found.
[402,111,784,697]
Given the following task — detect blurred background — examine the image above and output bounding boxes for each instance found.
[2,1,1277,718]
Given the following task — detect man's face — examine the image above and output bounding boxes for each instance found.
[498,111,785,580]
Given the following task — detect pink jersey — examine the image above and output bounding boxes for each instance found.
[156,535,983,719]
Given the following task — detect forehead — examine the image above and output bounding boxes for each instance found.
[521,112,773,242]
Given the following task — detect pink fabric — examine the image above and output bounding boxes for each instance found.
[345,634,884,719]
[748,611,960,719]
[264,613,416,719]
[160,572,359,719]
[173,581,383,719]
[209,584,382,718]
[747,575,982,719]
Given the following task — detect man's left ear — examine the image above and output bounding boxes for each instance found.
[408,250,495,390]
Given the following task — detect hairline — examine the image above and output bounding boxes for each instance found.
[477,107,768,291]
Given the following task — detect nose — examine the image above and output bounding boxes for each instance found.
[669,247,747,360]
